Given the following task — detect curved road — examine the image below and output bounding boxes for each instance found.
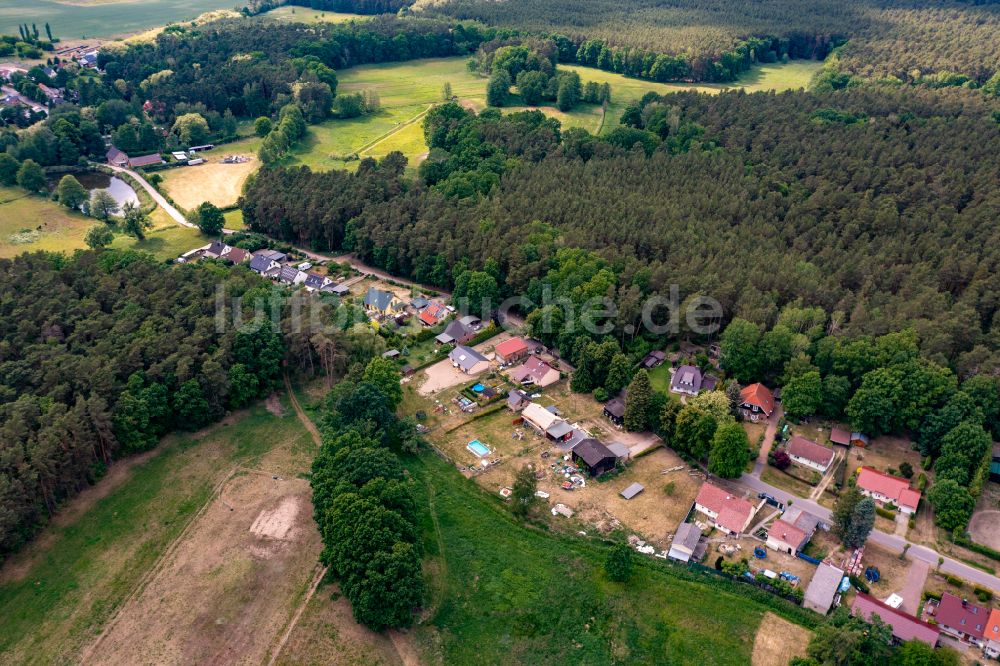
[103,163,195,228]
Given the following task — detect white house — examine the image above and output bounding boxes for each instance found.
[787,435,836,473]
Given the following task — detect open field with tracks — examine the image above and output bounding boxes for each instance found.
[158,141,262,211]
[0,401,319,665]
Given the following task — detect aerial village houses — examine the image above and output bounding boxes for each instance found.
[494,337,530,365]
[803,562,845,614]
[249,249,286,275]
[364,287,402,315]
[855,467,921,514]
[509,356,560,388]
[436,319,476,345]
[520,402,560,436]
[739,383,775,421]
[787,436,836,473]
[851,594,940,647]
[693,482,760,536]
[419,302,448,326]
[984,609,1000,659]
[448,345,489,375]
[603,396,625,426]
[933,592,987,646]
[765,506,821,555]
[670,364,703,396]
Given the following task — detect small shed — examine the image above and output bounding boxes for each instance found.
[603,397,625,426]
[804,563,845,614]
[620,482,644,499]
[571,438,617,477]
[829,427,851,446]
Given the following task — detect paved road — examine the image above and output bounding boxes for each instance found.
[736,473,1000,594]
[102,163,194,228]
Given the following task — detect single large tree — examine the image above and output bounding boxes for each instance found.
[604,542,633,582]
[89,189,119,221]
[486,70,511,107]
[673,404,717,460]
[708,421,751,478]
[844,497,875,548]
[16,159,46,193]
[832,486,863,543]
[927,479,976,531]
[55,174,88,210]
[624,370,653,431]
[120,201,151,240]
[196,201,225,236]
[84,224,114,249]
[720,318,762,383]
[361,357,403,409]
[782,370,823,418]
[0,153,19,185]
[172,112,210,146]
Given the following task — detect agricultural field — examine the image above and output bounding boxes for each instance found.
[0,0,233,39]
[0,401,317,665]
[157,140,262,211]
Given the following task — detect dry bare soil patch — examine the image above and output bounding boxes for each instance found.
[751,612,812,666]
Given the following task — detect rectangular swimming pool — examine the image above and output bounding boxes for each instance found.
[467,439,490,457]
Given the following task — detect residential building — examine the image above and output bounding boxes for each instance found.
[436,319,476,345]
[668,522,703,563]
[765,519,809,555]
[37,83,64,106]
[521,402,560,434]
[507,389,530,412]
[509,356,560,388]
[603,397,625,426]
[856,467,921,514]
[495,337,530,365]
[935,593,987,645]
[303,272,331,292]
[693,483,759,536]
[803,563,844,614]
[278,266,307,285]
[640,350,666,369]
[364,287,402,315]
[249,249,286,275]
[851,594,940,647]
[739,383,775,421]
[202,240,229,259]
[223,247,250,264]
[571,438,617,477]
[670,364,703,396]
[448,345,489,375]
[787,436,836,473]
[546,420,574,442]
[419,302,448,326]
[106,147,129,167]
[984,608,1000,658]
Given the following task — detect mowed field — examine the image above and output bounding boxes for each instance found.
[158,140,262,211]
[0,0,233,39]
[0,400,320,665]
[262,6,366,24]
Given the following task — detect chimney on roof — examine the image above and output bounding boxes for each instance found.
[962,598,968,607]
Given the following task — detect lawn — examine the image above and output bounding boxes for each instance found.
[157,137,262,211]
[0,187,94,257]
[224,208,245,231]
[405,452,818,664]
[110,207,206,260]
[0,402,312,665]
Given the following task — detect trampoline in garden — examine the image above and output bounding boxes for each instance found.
[467,439,490,457]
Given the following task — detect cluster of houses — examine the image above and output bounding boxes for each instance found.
[107,143,215,171]
[514,400,628,478]
[178,243,349,294]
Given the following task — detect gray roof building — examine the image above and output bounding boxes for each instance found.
[364,287,398,312]
[668,522,703,563]
[670,365,703,395]
[449,345,488,373]
[804,563,844,614]
[436,319,475,345]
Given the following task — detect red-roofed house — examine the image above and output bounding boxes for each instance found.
[694,483,759,536]
[787,436,836,473]
[739,383,774,421]
[934,593,987,645]
[984,608,1000,658]
[830,427,851,446]
[851,593,940,647]
[419,302,447,326]
[765,519,808,555]
[495,337,530,365]
[856,467,921,514]
[509,356,560,388]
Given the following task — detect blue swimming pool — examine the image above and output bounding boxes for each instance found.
[472,383,485,392]
[467,439,490,457]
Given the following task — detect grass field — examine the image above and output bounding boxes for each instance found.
[158,140,262,211]
[261,6,366,24]
[289,56,824,173]
[402,452,817,664]
[0,402,315,665]
[0,187,94,258]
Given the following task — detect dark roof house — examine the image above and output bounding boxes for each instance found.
[604,397,625,425]
[128,153,164,168]
[436,319,475,345]
[670,365,703,396]
[571,439,617,477]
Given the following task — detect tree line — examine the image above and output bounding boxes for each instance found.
[0,250,290,559]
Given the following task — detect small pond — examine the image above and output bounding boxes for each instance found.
[49,171,140,209]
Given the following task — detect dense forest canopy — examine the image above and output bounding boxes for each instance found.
[0,251,285,558]
[243,86,1000,372]
[418,0,1000,82]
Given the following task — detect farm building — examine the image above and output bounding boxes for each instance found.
[667,522,704,563]
[851,594,940,647]
[509,357,560,388]
[670,365,703,396]
[106,147,129,167]
[495,337,530,364]
[448,345,489,375]
[803,563,844,614]
[855,467,921,514]
[571,438,617,477]
[693,482,759,536]
[739,383,775,421]
[128,153,164,168]
[545,420,574,442]
[787,436,836,473]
